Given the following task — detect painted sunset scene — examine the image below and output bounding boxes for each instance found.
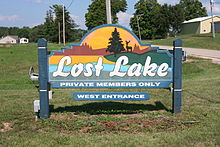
[49,25,172,81]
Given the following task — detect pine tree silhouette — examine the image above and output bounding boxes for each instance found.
[106,28,125,56]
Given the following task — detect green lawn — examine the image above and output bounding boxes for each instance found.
[143,33,220,50]
[0,43,220,146]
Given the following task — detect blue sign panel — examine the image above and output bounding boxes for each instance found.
[51,81,171,88]
[74,92,150,101]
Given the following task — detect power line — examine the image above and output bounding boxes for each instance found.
[67,0,74,9]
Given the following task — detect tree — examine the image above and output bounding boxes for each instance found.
[44,5,78,43]
[179,0,207,21]
[85,0,127,30]
[69,29,87,42]
[29,25,46,42]
[130,0,161,39]
[169,4,184,36]
[106,28,125,56]
[44,9,56,42]
[0,27,9,37]
[8,27,20,36]
[154,4,170,38]
[18,27,31,38]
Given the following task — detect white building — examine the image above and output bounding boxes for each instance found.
[181,16,220,34]
[0,35,19,44]
[20,38,29,44]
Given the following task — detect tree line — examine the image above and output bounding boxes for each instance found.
[0,5,86,43]
[0,0,207,42]
[130,0,207,39]
[86,0,207,39]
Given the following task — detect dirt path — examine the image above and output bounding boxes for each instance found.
[152,45,220,64]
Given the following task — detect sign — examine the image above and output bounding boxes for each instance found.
[48,24,173,88]
[74,92,149,101]
[37,24,183,119]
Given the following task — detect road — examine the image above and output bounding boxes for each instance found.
[152,45,220,64]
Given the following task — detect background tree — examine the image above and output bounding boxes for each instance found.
[85,0,127,30]
[8,27,20,36]
[179,0,207,21]
[0,27,9,37]
[44,5,78,43]
[29,25,46,42]
[169,4,184,36]
[18,27,31,38]
[154,4,171,38]
[130,0,161,39]
[69,29,87,42]
[106,28,125,56]
[44,9,56,42]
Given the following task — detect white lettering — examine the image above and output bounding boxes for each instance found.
[157,63,169,77]
[143,56,157,77]
[110,56,128,77]
[71,63,84,77]
[84,63,93,77]
[95,57,104,76]
[53,56,71,77]
[127,63,142,77]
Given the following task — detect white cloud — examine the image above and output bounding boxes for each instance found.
[212,4,220,14]
[70,14,79,20]
[117,12,133,28]
[25,0,42,3]
[0,15,19,22]
[30,22,41,27]
[203,2,220,15]
[70,14,87,29]
[157,0,179,5]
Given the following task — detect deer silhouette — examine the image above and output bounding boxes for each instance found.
[125,41,132,52]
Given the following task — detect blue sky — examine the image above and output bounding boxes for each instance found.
[0,0,220,29]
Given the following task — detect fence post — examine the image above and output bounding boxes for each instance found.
[38,38,49,119]
[172,39,182,114]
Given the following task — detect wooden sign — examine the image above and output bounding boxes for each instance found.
[37,24,183,119]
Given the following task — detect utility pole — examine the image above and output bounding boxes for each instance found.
[136,14,143,41]
[59,0,73,46]
[58,22,61,44]
[106,0,112,24]
[62,4,66,45]
[210,0,215,38]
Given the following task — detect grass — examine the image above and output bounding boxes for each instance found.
[143,33,220,50]
[0,43,220,146]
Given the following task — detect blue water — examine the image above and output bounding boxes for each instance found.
[49,63,172,73]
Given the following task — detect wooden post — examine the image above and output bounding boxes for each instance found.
[38,38,49,119]
[172,39,182,114]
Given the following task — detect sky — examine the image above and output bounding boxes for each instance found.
[0,0,220,30]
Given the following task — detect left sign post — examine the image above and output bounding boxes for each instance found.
[38,38,49,119]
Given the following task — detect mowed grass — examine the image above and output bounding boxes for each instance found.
[144,33,220,50]
[0,43,220,146]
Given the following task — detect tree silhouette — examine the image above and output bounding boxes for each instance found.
[106,28,125,56]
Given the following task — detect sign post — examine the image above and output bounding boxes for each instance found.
[172,39,182,114]
[38,38,49,119]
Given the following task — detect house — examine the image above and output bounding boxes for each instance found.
[181,16,220,35]
[0,35,19,44]
[20,38,29,44]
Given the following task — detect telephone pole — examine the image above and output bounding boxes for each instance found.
[136,14,143,41]
[210,0,215,38]
[62,4,66,45]
[58,22,61,44]
[106,0,112,24]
